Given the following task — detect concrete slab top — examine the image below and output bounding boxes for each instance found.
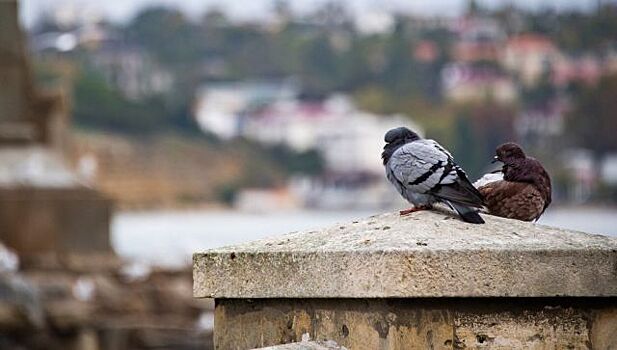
[193,210,617,298]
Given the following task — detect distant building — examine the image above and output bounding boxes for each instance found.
[414,40,439,63]
[452,17,505,63]
[48,0,102,29]
[441,64,518,104]
[234,188,299,212]
[453,40,501,63]
[194,85,419,210]
[353,10,394,35]
[193,80,299,140]
[514,99,566,149]
[243,95,417,174]
[501,34,559,86]
[601,154,617,186]
[561,149,596,203]
[31,18,109,53]
[89,42,173,100]
[552,54,603,87]
[195,86,420,174]
[604,50,617,75]
[31,24,173,100]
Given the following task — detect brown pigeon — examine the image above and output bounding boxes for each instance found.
[477,143,551,222]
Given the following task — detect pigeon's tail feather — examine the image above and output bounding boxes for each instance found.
[451,203,485,224]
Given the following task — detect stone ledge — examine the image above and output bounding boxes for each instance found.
[193,210,617,298]
[253,340,346,350]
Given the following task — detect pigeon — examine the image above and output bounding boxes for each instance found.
[382,127,485,224]
[476,142,551,222]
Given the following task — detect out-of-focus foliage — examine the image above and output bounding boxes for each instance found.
[526,5,617,53]
[126,8,203,65]
[566,74,617,158]
[74,70,164,133]
[451,104,518,178]
[73,69,197,135]
[266,145,324,176]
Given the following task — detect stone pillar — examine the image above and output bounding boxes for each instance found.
[0,0,66,148]
[0,1,113,259]
[194,210,617,349]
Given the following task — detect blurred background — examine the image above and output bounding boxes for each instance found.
[1,0,617,348]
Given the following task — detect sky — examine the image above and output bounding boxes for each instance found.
[19,0,598,28]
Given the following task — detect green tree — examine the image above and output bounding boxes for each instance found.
[126,7,203,65]
[566,74,617,159]
[73,70,165,133]
[450,104,518,178]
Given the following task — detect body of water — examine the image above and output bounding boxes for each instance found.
[112,207,617,268]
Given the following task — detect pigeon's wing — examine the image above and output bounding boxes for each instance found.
[387,140,466,194]
[387,139,484,208]
[387,140,452,195]
[420,140,485,208]
[479,180,545,221]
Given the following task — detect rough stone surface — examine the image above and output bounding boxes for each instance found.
[254,340,346,350]
[194,210,617,298]
[214,298,617,350]
[0,187,113,256]
[0,0,66,147]
[0,1,112,258]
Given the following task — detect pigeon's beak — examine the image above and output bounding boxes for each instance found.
[491,156,500,164]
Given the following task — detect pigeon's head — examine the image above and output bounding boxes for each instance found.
[382,127,420,165]
[494,142,526,163]
[384,127,420,145]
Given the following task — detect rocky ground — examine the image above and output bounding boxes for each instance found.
[0,243,213,350]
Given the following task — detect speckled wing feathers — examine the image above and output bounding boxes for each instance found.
[479,180,545,221]
[386,139,483,207]
[387,140,456,194]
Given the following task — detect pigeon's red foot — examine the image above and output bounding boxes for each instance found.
[399,205,430,216]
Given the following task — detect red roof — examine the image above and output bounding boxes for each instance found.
[506,34,556,52]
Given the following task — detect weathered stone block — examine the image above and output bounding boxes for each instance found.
[194,211,617,298]
[194,211,617,349]
[213,298,617,350]
[0,187,112,256]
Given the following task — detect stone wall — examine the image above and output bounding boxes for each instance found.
[194,210,617,349]
[217,298,616,349]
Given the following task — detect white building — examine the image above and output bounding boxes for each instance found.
[601,154,617,186]
[194,84,422,210]
[193,81,298,140]
[195,85,421,175]
[501,34,559,86]
[244,94,419,175]
[442,63,518,104]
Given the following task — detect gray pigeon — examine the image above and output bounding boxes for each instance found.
[382,127,485,224]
